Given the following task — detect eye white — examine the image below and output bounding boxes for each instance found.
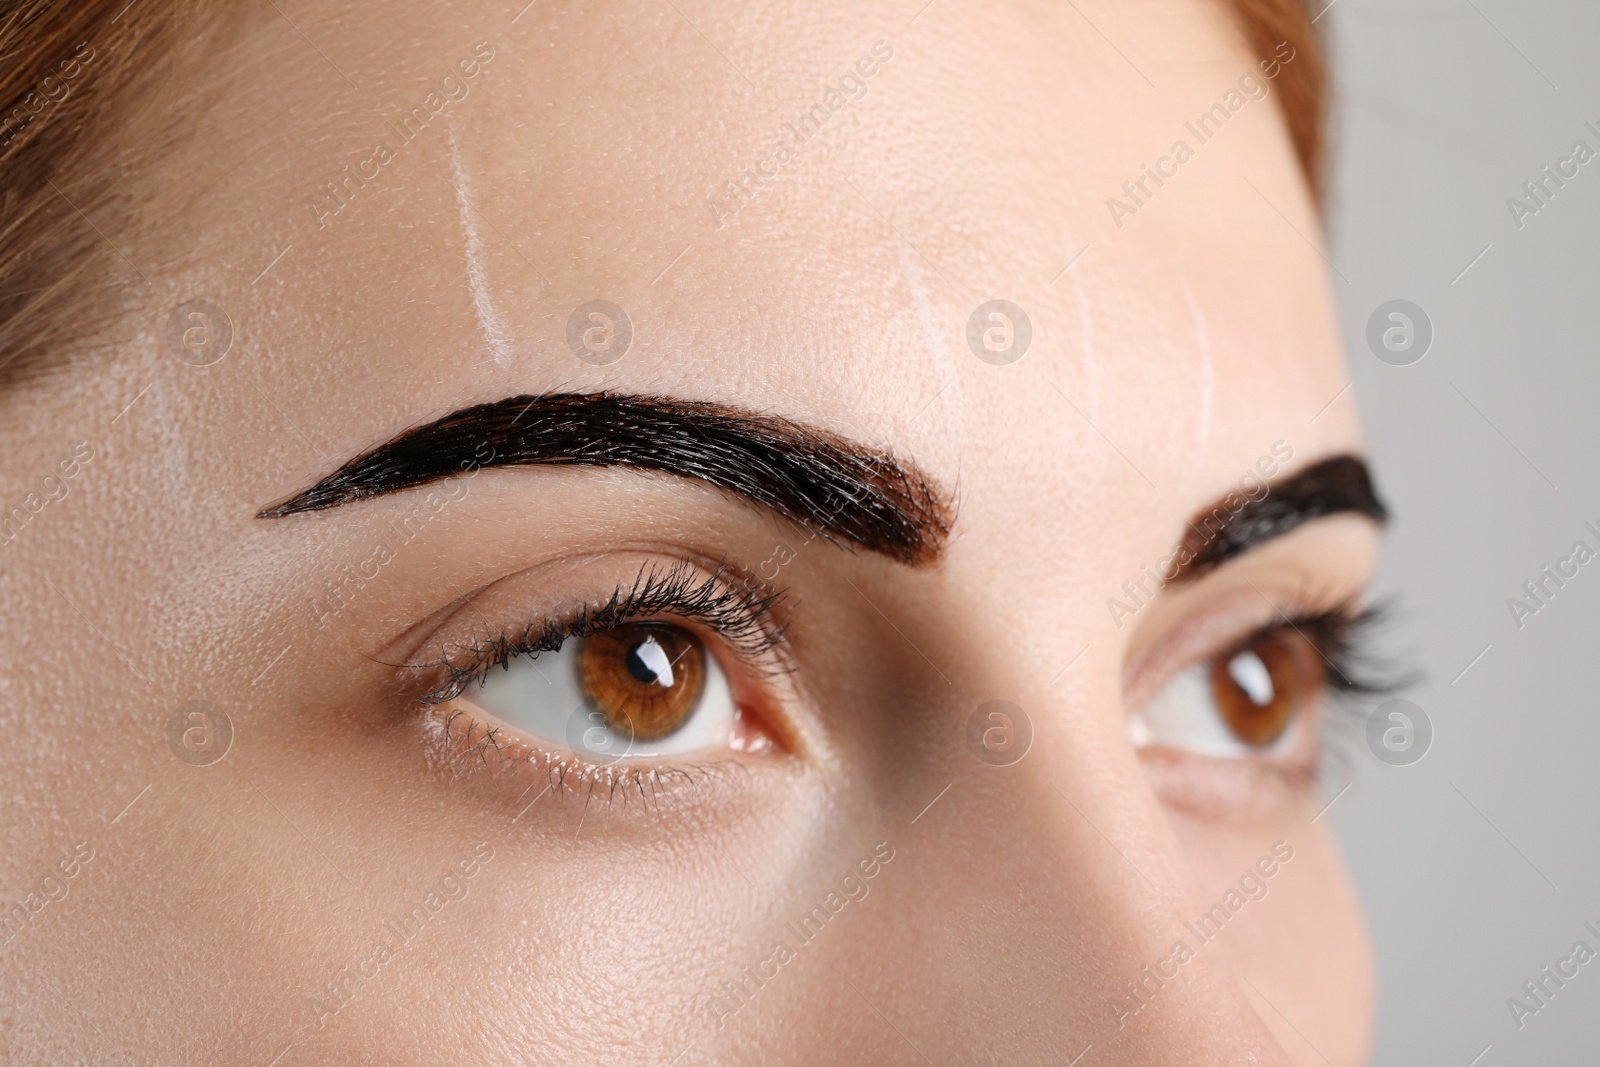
[1128,660,1296,758]
[469,635,738,759]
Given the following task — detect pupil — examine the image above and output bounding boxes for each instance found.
[626,635,675,687]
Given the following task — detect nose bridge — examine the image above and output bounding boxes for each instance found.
[820,541,1303,1062]
[1042,758,1294,1063]
[871,687,1295,1065]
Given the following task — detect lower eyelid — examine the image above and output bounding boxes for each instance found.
[1130,708,1317,767]
[420,702,736,812]
[1136,744,1321,824]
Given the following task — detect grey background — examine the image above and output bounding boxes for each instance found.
[1327,0,1600,1062]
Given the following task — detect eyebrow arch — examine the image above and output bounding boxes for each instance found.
[257,391,952,566]
[1169,454,1388,583]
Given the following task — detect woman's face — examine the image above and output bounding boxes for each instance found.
[1,0,1378,1062]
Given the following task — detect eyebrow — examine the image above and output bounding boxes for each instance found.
[257,391,952,566]
[1170,454,1387,583]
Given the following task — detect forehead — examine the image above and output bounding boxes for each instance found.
[151,0,1353,523]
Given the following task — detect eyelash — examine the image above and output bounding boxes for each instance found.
[403,563,1399,816]
[416,560,790,707]
[1259,601,1397,698]
[1235,600,1408,769]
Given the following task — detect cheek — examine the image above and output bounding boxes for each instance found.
[201,734,827,1060]
[1171,814,1373,1062]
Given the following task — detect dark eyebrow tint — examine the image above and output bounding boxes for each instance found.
[1173,454,1387,582]
[258,391,952,567]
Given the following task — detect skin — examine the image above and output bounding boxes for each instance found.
[0,0,1378,1063]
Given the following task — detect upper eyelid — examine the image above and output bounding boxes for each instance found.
[1123,593,1292,697]
[411,564,793,703]
[1150,606,1393,715]
[1123,589,1362,713]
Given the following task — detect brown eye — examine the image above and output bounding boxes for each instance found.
[1207,634,1303,747]
[577,623,707,741]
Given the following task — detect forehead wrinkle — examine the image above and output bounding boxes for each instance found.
[895,239,963,440]
[447,126,514,368]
